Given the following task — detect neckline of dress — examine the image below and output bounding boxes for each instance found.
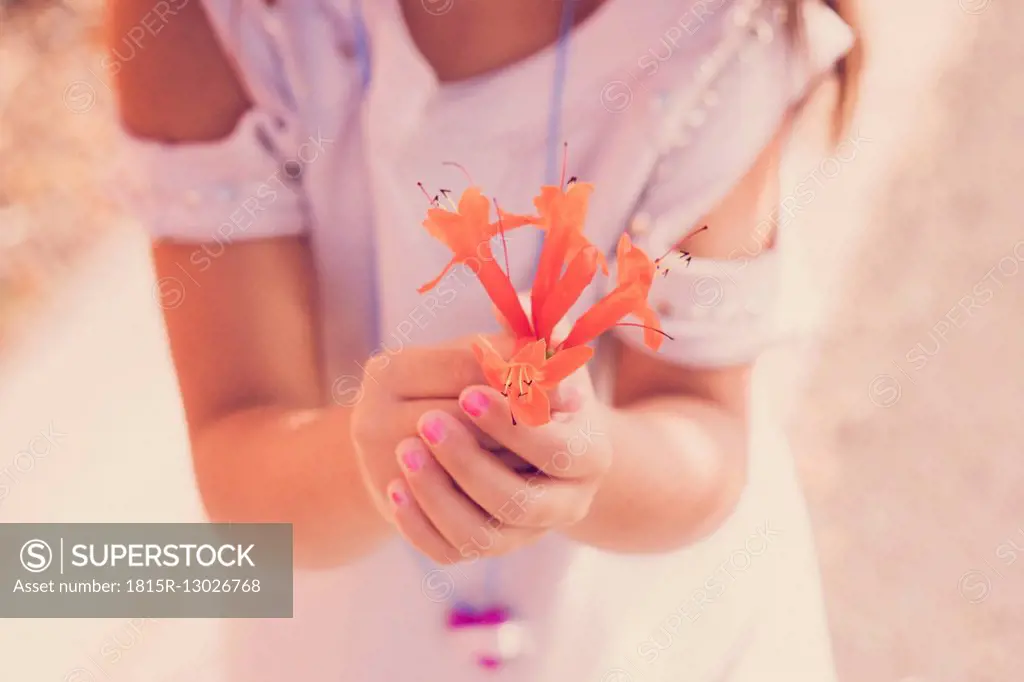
[362,0,713,139]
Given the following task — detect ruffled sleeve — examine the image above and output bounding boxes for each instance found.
[607,0,854,367]
[106,0,352,242]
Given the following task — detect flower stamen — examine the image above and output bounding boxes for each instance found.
[493,199,512,278]
[417,182,440,207]
[438,189,458,211]
[653,225,708,264]
[614,322,675,341]
[560,141,569,188]
[654,225,708,276]
[442,161,476,186]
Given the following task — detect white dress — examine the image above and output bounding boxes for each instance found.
[113,0,854,679]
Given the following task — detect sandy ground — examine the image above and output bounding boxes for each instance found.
[789,3,1024,681]
[1,1,1022,680]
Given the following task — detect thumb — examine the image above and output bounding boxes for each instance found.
[549,353,596,415]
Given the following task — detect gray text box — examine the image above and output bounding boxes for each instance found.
[0,523,292,617]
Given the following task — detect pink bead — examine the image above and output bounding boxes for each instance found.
[477,655,502,670]
[446,605,510,629]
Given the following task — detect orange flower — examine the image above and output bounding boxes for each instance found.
[417,187,534,339]
[532,182,608,271]
[473,337,594,426]
[527,182,610,336]
[532,243,602,345]
[415,167,675,428]
[559,234,665,352]
[610,232,664,351]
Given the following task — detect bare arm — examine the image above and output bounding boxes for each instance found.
[110,0,389,567]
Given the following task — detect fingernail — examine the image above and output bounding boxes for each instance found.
[460,390,490,418]
[389,484,408,507]
[400,442,424,473]
[420,417,446,445]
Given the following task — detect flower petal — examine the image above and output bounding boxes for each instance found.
[457,187,492,224]
[418,186,537,341]
[638,304,665,352]
[417,257,457,294]
[560,283,645,349]
[530,182,597,337]
[512,339,547,368]
[535,245,599,343]
[472,338,511,391]
[474,259,533,339]
[539,345,594,388]
[615,231,633,262]
[616,233,655,288]
[422,207,462,237]
[492,211,539,235]
[565,235,608,276]
[510,388,552,427]
[421,185,504,255]
[534,182,594,227]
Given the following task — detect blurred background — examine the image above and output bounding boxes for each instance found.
[0,0,1020,680]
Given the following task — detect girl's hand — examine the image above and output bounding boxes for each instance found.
[389,361,612,564]
[351,335,517,523]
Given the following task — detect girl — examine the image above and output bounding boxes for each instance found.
[108,0,861,679]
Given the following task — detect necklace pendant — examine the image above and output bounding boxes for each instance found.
[446,604,528,670]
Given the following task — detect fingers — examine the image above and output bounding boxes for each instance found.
[458,386,611,481]
[363,336,517,400]
[395,399,502,451]
[547,351,594,413]
[392,436,542,560]
[413,411,592,529]
[548,381,585,414]
[494,448,538,474]
[386,479,458,564]
[364,346,483,399]
[352,396,498,519]
[353,392,502,454]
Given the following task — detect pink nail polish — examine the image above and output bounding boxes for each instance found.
[390,488,407,507]
[460,390,490,418]
[401,444,423,473]
[421,418,446,445]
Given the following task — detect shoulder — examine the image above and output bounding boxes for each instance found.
[628,0,854,231]
[599,2,856,369]
[110,0,249,141]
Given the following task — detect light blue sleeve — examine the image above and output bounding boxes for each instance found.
[106,0,359,242]
[605,0,854,367]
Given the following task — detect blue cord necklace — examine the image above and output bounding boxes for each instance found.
[350,0,575,670]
